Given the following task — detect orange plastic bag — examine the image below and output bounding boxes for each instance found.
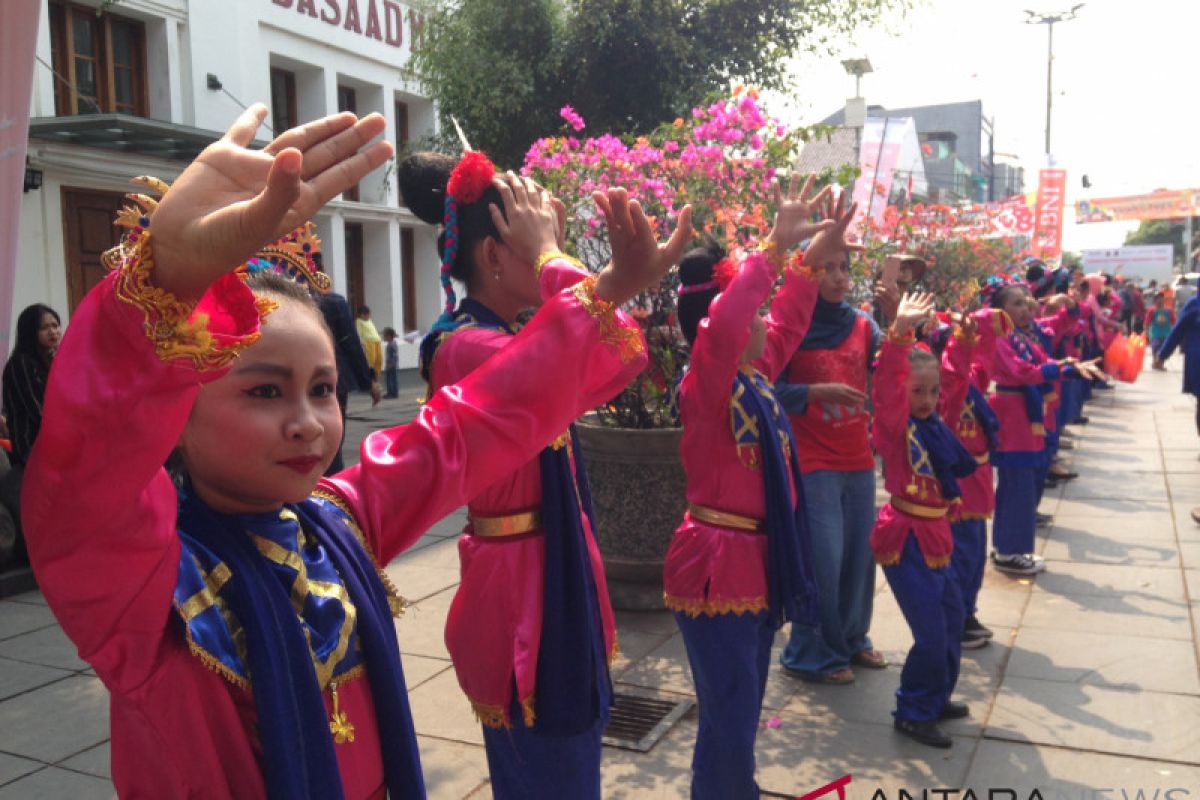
[1124,333,1147,382]
[1104,333,1130,381]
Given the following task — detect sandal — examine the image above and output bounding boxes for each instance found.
[786,666,855,685]
[851,648,888,669]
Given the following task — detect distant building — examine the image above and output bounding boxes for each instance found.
[992,162,1026,199]
[817,100,1019,204]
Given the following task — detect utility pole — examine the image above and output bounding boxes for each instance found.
[1024,5,1083,158]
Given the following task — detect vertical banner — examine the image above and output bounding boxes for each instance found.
[850,117,920,238]
[1033,168,1067,260]
[1,1,42,354]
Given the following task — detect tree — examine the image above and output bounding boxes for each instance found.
[411,0,910,167]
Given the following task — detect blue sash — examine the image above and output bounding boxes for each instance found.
[965,384,1000,452]
[420,299,610,735]
[731,369,819,630]
[908,414,978,501]
[177,494,424,799]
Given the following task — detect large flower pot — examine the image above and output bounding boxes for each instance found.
[575,418,687,610]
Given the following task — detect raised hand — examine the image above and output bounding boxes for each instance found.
[800,190,863,271]
[592,188,694,306]
[893,291,936,337]
[488,172,560,264]
[151,105,392,301]
[951,310,979,340]
[767,173,833,254]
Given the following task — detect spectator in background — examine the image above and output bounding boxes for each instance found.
[357,304,385,377]
[1130,283,1146,335]
[0,303,62,564]
[383,327,400,399]
[318,291,380,474]
[1148,293,1176,370]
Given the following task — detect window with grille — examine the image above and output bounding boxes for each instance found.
[49,1,147,117]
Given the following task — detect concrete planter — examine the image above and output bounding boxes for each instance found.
[576,418,687,610]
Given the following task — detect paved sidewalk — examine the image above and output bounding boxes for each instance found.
[0,366,1197,798]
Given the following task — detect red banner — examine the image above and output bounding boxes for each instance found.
[1034,169,1067,259]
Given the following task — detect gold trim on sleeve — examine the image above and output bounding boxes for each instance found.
[571,275,645,364]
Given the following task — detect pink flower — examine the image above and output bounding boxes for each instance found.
[560,105,586,132]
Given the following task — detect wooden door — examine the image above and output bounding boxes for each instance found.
[62,188,126,312]
[401,228,416,332]
[344,222,365,314]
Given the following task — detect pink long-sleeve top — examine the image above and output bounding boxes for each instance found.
[23,252,644,799]
[939,333,994,520]
[426,262,637,728]
[664,251,817,616]
[869,334,955,568]
[987,320,1061,455]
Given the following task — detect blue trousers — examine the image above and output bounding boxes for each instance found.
[481,700,603,799]
[883,536,964,721]
[950,518,987,617]
[676,610,773,800]
[781,468,876,674]
[993,464,1039,556]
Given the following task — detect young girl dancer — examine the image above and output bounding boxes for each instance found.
[401,150,692,798]
[22,106,669,799]
[666,179,858,799]
[870,294,978,748]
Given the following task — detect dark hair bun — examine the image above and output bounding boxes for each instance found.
[679,241,726,287]
[398,152,456,225]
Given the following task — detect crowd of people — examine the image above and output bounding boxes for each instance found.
[6,105,1200,799]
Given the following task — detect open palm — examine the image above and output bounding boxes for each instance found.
[151,105,392,300]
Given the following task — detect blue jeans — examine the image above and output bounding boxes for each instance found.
[676,611,773,800]
[781,468,876,675]
[884,535,964,721]
[384,368,399,397]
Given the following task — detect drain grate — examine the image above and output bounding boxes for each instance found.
[602,690,694,752]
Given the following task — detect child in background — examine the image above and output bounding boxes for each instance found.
[870,293,978,749]
[1148,293,1176,370]
[21,106,665,799]
[357,304,384,377]
[382,326,400,398]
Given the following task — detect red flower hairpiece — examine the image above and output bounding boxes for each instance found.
[914,341,933,354]
[447,151,496,205]
[713,257,738,289]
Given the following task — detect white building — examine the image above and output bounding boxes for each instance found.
[18,0,442,368]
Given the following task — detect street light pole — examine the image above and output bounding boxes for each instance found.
[1025,5,1083,159]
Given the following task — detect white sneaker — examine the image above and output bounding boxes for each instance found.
[992,553,1046,575]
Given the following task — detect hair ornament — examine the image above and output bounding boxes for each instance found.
[713,257,739,289]
[678,280,719,296]
[440,150,497,317]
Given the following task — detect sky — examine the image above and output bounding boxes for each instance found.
[770,0,1200,252]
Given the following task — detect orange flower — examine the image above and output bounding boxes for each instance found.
[673,118,684,128]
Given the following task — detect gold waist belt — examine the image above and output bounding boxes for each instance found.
[688,503,764,532]
[890,496,949,520]
[470,510,542,537]
[975,452,990,465]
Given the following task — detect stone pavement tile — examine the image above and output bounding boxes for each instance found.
[755,711,973,800]
[1020,591,1193,640]
[0,676,109,763]
[1042,524,1180,567]
[1185,568,1199,600]
[1162,455,1200,474]
[1006,628,1200,695]
[0,625,86,671]
[0,766,114,799]
[59,741,110,779]
[0,656,73,702]
[986,676,1200,763]
[392,537,461,571]
[1072,449,1162,472]
[416,734,489,800]
[615,632,692,696]
[1054,497,1171,520]
[964,739,1200,796]
[1061,470,1168,503]
[1180,540,1200,568]
[5,591,47,606]
[1045,511,1177,542]
[383,562,461,605]
[972,582,1033,629]
[422,509,467,540]
[610,629,675,681]
[394,586,454,661]
[601,716,694,799]
[0,752,41,787]
[1169,506,1200,541]
[407,668,483,746]
[1165,473,1200,497]
[402,653,453,692]
[1031,561,1186,601]
[0,602,57,642]
[613,609,679,637]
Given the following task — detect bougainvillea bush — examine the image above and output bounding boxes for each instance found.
[523,89,848,427]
